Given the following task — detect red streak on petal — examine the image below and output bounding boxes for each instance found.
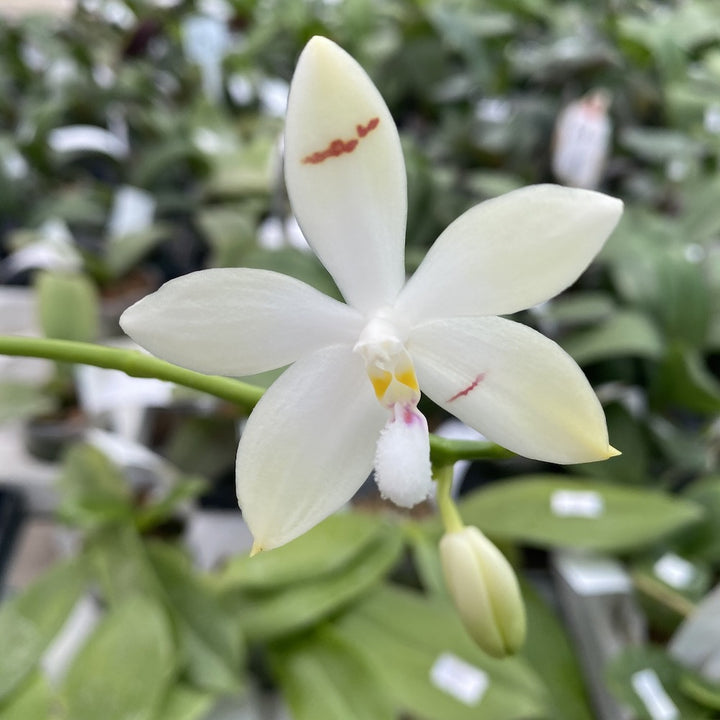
[356,117,379,138]
[447,373,486,403]
[301,117,380,165]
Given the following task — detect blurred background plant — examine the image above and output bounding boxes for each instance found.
[1,0,720,719]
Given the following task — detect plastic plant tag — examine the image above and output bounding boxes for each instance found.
[550,488,604,517]
[429,652,489,706]
[475,98,512,124]
[48,125,129,159]
[669,584,720,680]
[630,669,679,720]
[653,553,695,590]
[107,186,156,239]
[185,510,254,570]
[41,595,102,684]
[552,90,612,189]
[704,105,720,134]
[75,365,173,417]
[556,553,632,596]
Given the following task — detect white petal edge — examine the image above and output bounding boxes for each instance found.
[395,185,623,323]
[284,36,407,314]
[120,268,362,376]
[409,316,614,464]
[236,344,387,551]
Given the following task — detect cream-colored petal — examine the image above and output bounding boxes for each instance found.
[236,344,387,551]
[396,185,623,323]
[409,316,613,464]
[120,268,361,376]
[284,36,406,313]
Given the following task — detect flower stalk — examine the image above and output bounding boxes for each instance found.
[0,334,511,465]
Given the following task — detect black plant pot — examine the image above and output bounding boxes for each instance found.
[0,487,25,596]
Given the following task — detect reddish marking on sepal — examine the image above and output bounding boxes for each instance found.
[357,117,379,137]
[301,117,380,164]
[302,138,358,164]
[447,373,486,403]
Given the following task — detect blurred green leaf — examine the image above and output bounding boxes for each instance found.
[520,581,593,720]
[225,523,404,642]
[152,685,215,720]
[652,345,720,414]
[148,543,245,695]
[574,404,649,485]
[134,475,206,532]
[85,524,162,606]
[0,560,83,700]
[678,475,720,562]
[605,646,710,719]
[334,585,551,720]
[218,512,386,591]
[0,673,53,720]
[0,382,56,422]
[58,444,133,529]
[543,292,616,327]
[561,310,663,365]
[36,270,99,343]
[620,127,705,163]
[60,596,175,720]
[105,225,169,280]
[452,476,702,552]
[271,627,395,720]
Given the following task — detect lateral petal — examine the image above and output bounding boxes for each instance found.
[284,36,407,313]
[236,344,387,551]
[395,185,623,323]
[120,268,362,376]
[409,316,613,464]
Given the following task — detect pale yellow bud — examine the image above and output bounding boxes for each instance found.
[440,526,526,658]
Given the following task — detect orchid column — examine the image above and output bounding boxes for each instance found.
[120,37,623,656]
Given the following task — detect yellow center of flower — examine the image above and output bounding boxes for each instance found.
[354,311,420,408]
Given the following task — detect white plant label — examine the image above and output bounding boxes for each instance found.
[653,553,695,590]
[631,669,679,720]
[557,553,632,596]
[552,90,612,189]
[550,489,604,518]
[429,653,488,706]
[107,186,156,239]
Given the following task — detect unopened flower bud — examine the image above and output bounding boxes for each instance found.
[440,526,526,658]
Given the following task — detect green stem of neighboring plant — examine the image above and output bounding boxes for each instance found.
[631,570,696,618]
[434,463,464,534]
[0,335,514,464]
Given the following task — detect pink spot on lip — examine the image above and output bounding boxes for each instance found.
[447,373,486,403]
[302,116,380,164]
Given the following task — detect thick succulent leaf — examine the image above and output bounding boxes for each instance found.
[453,476,703,552]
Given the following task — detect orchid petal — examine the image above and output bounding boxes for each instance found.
[409,316,614,463]
[236,344,387,550]
[395,185,623,323]
[284,36,407,313]
[120,268,362,376]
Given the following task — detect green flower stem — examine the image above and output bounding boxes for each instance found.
[434,463,464,534]
[0,335,513,464]
[429,435,515,464]
[0,336,263,412]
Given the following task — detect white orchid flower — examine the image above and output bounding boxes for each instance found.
[120,37,623,552]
